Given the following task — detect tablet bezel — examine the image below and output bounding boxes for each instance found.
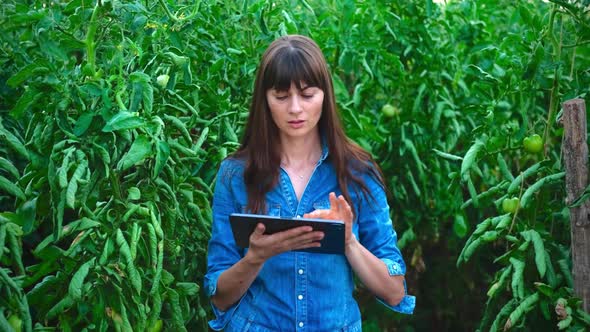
[229,213,345,255]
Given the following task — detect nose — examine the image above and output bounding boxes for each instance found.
[288,95,303,114]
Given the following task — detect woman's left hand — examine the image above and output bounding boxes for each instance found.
[303,192,356,247]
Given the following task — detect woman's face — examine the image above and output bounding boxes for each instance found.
[266,82,324,141]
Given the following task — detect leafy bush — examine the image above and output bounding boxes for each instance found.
[1,0,589,331]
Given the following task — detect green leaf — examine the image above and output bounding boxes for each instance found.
[6,63,49,87]
[116,229,142,294]
[510,257,525,300]
[466,175,479,207]
[73,113,94,136]
[176,282,200,296]
[11,88,42,118]
[507,162,543,194]
[182,61,192,85]
[527,230,547,278]
[0,224,6,262]
[453,214,468,238]
[118,135,153,171]
[533,282,553,297]
[127,187,141,201]
[490,299,517,332]
[102,111,146,132]
[153,140,170,178]
[46,295,74,319]
[0,175,26,200]
[505,292,539,329]
[129,72,153,114]
[66,159,87,209]
[497,153,514,181]
[223,117,238,143]
[432,148,463,161]
[16,198,37,234]
[0,126,29,160]
[69,257,96,300]
[461,140,485,181]
[520,172,565,208]
[163,114,191,143]
[0,157,20,179]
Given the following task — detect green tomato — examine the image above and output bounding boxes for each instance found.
[523,134,543,153]
[381,104,400,118]
[156,74,170,89]
[502,197,519,214]
[8,314,22,332]
[147,319,163,332]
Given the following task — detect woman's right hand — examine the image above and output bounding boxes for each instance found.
[245,223,324,265]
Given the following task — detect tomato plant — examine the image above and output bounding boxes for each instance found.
[1,0,589,331]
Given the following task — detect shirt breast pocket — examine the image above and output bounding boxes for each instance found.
[312,200,331,212]
[237,204,282,217]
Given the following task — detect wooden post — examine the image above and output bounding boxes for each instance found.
[562,98,590,312]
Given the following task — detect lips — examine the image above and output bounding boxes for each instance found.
[288,120,305,129]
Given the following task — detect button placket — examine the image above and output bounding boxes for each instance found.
[279,170,296,216]
[295,253,307,330]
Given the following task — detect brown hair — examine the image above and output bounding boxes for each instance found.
[233,35,385,214]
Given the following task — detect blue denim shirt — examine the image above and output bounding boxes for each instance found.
[205,144,415,331]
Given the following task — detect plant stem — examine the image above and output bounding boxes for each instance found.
[542,7,562,158]
[110,171,122,201]
[158,0,179,23]
[86,3,102,73]
[508,172,526,235]
[569,46,576,79]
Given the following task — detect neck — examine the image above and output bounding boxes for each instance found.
[279,131,322,167]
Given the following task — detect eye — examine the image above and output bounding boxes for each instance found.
[275,95,288,101]
[301,94,314,99]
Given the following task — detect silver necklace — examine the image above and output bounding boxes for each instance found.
[282,165,307,180]
[281,150,321,180]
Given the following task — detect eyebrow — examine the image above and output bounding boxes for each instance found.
[272,85,317,93]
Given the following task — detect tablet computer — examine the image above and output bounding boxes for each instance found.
[229,213,345,254]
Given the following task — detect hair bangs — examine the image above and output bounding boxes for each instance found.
[263,47,323,92]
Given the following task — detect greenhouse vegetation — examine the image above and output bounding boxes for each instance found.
[0,0,589,331]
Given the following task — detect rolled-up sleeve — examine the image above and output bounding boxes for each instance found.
[356,172,416,314]
[204,160,245,330]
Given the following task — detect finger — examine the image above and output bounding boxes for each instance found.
[337,195,344,215]
[253,223,265,235]
[339,195,354,221]
[290,233,324,249]
[291,241,322,250]
[329,192,339,212]
[282,230,324,248]
[304,209,325,219]
[272,225,313,242]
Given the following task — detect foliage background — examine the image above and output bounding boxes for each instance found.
[0,0,589,331]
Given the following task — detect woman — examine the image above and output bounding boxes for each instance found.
[205,35,415,331]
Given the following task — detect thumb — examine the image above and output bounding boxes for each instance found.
[253,223,265,235]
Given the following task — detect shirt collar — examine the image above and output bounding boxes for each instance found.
[318,135,329,164]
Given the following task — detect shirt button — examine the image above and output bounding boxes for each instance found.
[298,269,303,275]
[299,322,304,328]
[298,295,303,300]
